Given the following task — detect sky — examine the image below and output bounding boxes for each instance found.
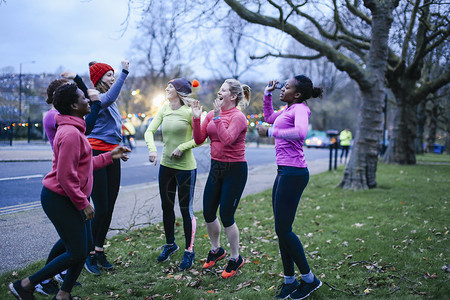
[0,0,283,82]
[0,0,141,75]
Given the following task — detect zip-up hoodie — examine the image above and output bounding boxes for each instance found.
[43,114,113,210]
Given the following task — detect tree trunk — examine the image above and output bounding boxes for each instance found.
[338,87,383,189]
[383,100,417,164]
[338,0,395,189]
[426,101,438,153]
[415,102,425,154]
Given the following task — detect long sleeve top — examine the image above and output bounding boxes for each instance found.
[193,107,247,162]
[263,93,310,168]
[42,114,113,210]
[145,104,198,170]
[87,70,129,145]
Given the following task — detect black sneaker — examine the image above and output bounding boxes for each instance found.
[179,251,195,270]
[202,247,227,269]
[157,243,179,262]
[221,255,244,278]
[274,279,300,299]
[290,276,322,299]
[95,251,114,269]
[54,273,82,286]
[35,279,59,296]
[84,254,101,275]
[9,280,35,300]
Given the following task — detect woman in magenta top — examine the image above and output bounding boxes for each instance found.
[258,75,323,299]
[9,83,130,300]
[192,79,250,279]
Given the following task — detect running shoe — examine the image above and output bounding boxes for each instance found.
[290,276,322,299]
[84,254,101,275]
[179,250,195,270]
[274,279,300,299]
[202,247,227,269]
[157,243,179,262]
[54,273,82,286]
[95,251,114,269]
[35,279,59,296]
[9,280,35,300]
[221,255,244,278]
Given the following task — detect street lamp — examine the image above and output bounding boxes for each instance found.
[18,60,35,121]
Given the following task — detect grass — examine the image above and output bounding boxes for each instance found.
[1,153,449,299]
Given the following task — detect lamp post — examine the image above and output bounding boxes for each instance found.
[18,61,35,121]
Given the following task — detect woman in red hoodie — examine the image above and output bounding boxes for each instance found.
[9,83,130,300]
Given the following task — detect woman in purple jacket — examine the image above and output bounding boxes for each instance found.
[257,75,323,300]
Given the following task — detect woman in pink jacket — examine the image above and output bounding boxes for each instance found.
[9,83,130,300]
[191,79,251,279]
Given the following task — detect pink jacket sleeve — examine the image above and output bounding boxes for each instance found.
[193,113,211,145]
[56,134,90,210]
[263,93,283,124]
[213,114,247,145]
[273,105,309,140]
[93,152,113,170]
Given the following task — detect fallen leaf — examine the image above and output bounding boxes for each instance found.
[236,280,255,291]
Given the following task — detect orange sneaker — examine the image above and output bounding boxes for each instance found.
[202,247,227,269]
[221,255,244,278]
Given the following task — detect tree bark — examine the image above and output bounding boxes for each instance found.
[426,100,438,153]
[383,100,417,164]
[415,102,425,155]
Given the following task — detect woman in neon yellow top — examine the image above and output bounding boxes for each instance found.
[144,78,200,270]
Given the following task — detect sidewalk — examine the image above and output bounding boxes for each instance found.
[0,141,330,274]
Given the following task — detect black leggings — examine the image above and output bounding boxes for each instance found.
[91,149,121,249]
[158,165,197,250]
[29,187,89,293]
[203,160,247,228]
[272,166,310,276]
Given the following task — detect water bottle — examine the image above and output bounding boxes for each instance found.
[274,81,285,89]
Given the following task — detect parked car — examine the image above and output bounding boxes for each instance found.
[304,130,331,148]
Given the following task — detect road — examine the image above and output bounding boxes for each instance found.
[0,144,329,213]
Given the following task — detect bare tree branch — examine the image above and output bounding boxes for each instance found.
[223,0,369,88]
[250,52,323,60]
[345,0,372,25]
[412,69,450,104]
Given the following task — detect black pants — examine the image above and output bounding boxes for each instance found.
[203,160,247,227]
[340,145,350,160]
[272,166,311,276]
[91,149,121,249]
[29,187,89,293]
[158,165,197,250]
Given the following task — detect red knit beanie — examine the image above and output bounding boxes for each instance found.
[89,62,114,86]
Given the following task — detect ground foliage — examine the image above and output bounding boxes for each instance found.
[1,154,449,299]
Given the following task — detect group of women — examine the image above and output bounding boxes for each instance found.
[9,61,323,299]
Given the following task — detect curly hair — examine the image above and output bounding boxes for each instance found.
[46,78,70,104]
[53,83,79,115]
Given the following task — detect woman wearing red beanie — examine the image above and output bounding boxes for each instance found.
[84,59,130,276]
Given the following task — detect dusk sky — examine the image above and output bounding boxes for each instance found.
[1,0,282,82]
[0,0,141,76]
